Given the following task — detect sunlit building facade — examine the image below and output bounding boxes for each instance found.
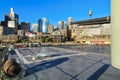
[32,24,38,33]
[58,21,68,39]
[48,24,54,33]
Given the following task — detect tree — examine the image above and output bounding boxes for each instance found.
[45,38,50,43]
[40,38,45,43]
[15,39,21,43]
[64,37,68,41]
[49,38,53,43]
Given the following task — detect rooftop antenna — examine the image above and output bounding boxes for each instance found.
[88,8,92,19]
[10,8,14,14]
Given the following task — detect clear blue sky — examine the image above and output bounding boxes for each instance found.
[0,0,110,29]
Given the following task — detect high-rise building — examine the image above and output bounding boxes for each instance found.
[3,8,19,35]
[68,17,73,25]
[0,25,3,35]
[101,24,111,35]
[68,17,73,40]
[20,22,30,31]
[38,19,42,32]
[58,21,67,31]
[58,21,62,31]
[58,21,68,38]
[48,24,54,33]
[18,24,21,30]
[32,24,38,32]
[0,21,8,35]
[38,18,49,33]
[5,8,19,29]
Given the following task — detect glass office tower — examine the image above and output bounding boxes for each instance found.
[38,18,49,33]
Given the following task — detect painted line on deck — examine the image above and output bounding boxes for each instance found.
[15,49,29,64]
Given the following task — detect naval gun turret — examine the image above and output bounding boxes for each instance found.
[2,58,21,77]
[0,46,23,80]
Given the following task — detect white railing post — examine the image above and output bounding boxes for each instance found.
[111,0,120,69]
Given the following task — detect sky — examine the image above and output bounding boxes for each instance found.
[0,0,110,29]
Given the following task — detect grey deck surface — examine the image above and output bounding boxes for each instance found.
[12,47,120,80]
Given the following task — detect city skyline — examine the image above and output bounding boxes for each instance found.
[0,0,110,29]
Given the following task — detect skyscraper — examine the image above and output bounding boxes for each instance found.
[0,25,3,35]
[58,21,67,31]
[20,22,30,31]
[68,17,72,24]
[38,18,49,33]
[48,24,54,33]
[5,8,19,29]
[38,19,42,32]
[68,17,73,40]
[4,8,19,35]
[58,21,62,31]
[68,17,73,29]
[32,24,38,32]
[58,21,68,38]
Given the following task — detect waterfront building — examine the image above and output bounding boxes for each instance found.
[17,30,25,37]
[73,25,84,37]
[72,23,111,39]
[79,24,111,37]
[29,33,50,42]
[85,26,102,36]
[0,35,18,43]
[51,30,63,43]
[71,16,111,44]
[38,18,49,33]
